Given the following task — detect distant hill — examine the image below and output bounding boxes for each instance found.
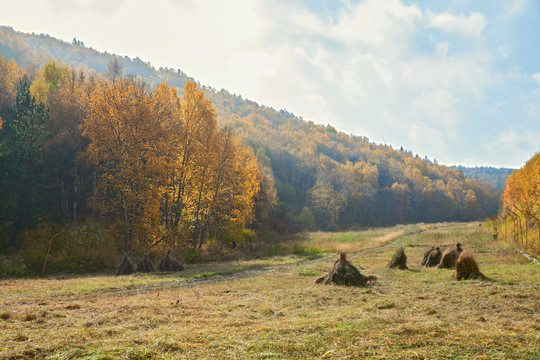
[0,26,502,230]
[0,26,193,87]
[452,166,514,190]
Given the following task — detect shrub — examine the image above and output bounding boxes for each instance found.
[17,221,117,275]
[183,248,201,264]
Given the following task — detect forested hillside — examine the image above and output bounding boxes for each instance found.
[209,91,500,230]
[0,58,263,270]
[0,26,501,261]
[453,166,514,190]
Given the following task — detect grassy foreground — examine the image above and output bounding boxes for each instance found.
[1,223,539,359]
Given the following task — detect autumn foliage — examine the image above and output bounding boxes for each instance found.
[83,78,261,251]
[0,58,261,265]
[500,152,540,255]
[0,50,504,273]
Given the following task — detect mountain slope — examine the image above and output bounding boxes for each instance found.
[453,166,514,190]
[0,26,501,230]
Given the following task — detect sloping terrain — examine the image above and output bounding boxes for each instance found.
[0,26,502,231]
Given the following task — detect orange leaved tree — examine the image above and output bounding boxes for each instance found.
[83,77,172,251]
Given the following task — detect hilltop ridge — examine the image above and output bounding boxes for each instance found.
[0,25,502,230]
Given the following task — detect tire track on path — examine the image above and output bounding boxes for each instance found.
[6,227,427,303]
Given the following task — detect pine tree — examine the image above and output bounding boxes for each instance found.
[0,76,52,246]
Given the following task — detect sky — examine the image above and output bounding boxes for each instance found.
[1,0,539,168]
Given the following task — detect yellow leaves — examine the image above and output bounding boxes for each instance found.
[502,151,540,213]
[83,77,173,247]
[83,78,261,250]
[29,61,69,105]
[0,57,23,108]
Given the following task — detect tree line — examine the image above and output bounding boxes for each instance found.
[0,53,503,276]
[0,26,503,232]
[499,152,540,255]
[208,89,501,231]
[0,58,263,258]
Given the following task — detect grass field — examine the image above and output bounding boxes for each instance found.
[1,222,539,359]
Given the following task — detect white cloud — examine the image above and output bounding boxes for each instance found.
[250,0,504,165]
[437,42,449,57]
[44,0,127,17]
[487,128,540,166]
[533,73,540,86]
[498,45,510,58]
[426,11,487,37]
[329,0,422,48]
[408,121,447,155]
[413,89,460,136]
[2,0,537,167]
[498,0,528,22]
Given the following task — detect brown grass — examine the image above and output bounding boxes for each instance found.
[421,246,434,265]
[136,254,155,273]
[1,222,539,359]
[115,252,136,276]
[438,248,459,269]
[157,250,184,272]
[455,251,485,280]
[386,247,408,269]
[316,253,376,287]
[425,247,442,267]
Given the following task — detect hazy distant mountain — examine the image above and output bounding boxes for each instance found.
[452,166,514,190]
[0,26,502,229]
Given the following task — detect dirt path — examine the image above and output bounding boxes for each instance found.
[4,228,420,304]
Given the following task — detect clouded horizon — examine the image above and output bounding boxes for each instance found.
[1,0,539,168]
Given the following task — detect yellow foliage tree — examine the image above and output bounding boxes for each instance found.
[30,61,69,105]
[162,81,261,248]
[501,152,540,254]
[0,57,23,111]
[83,77,171,251]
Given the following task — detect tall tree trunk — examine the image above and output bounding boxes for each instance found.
[92,166,97,223]
[199,131,230,248]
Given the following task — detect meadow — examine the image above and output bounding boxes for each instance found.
[1,222,539,359]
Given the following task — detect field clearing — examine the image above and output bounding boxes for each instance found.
[1,222,539,359]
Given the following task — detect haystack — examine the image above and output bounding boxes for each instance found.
[421,246,434,266]
[136,254,155,273]
[387,247,408,270]
[455,252,485,280]
[157,250,184,272]
[425,247,442,267]
[115,252,136,276]
[438,243,463,269]
[316,253,377,287]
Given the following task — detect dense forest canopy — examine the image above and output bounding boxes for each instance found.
[499,152,540,255]
[452,166,514,190]
[0,58,262,258]
[502,153,540,214]
[0,27,503,268]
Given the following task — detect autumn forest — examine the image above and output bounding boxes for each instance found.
[1,27,535,275]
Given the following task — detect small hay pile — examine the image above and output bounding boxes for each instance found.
[438,243,463,269]
[387,247,408,270]
[136,254,155,273]
[157,250,184,272]
[425,247,442,267]
[316,253,376,287]
[455,252,485,280]
[115,252,136,276]
[421,247,434,266]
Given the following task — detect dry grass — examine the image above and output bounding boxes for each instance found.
[306,224,415,254]
[1,222,539,359]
